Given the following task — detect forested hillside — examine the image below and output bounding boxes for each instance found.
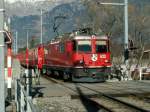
[6,0,149,51]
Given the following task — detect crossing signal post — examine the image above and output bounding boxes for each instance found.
[4,30,12,101]
[0,0,5,111]
[7,44,12,101]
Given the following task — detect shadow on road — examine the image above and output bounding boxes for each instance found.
[31,87,45,98]
[75,84,103,112]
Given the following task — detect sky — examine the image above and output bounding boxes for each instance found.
[6,0,45,3]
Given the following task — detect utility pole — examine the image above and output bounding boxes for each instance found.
[99,0,128,48]
[23,26,33,96]
[124,0,128,49]
[40,9,43,44]
[26,29,30,96]
[124,0,130,80]
[22,27,30,96]
[13,31,18,54]
[27,29,29,49]
[21,26,33,97]
[0,0,5,111]
[23,26,32,49]
[15,31,18,54]
[98,0,129,79]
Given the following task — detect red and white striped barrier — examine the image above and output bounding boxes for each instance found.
[7,47,12,89]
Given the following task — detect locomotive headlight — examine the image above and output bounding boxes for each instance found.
[79,60,84,64]
[105,60,110,63]
[74,60,84,66]
[105,60,109,63]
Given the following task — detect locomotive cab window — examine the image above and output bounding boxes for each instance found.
[77,40,91,52]
[96,41,108,53]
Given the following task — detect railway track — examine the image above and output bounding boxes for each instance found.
[42,75,150,112]
[100,81,150,104]
[78,84,150,112]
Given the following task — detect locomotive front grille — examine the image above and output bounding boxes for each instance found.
[72,67,111,79]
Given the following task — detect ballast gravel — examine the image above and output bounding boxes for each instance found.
[33,96,87,112]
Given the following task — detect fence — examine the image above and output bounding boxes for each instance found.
[15,79,39,112]
[139,67,150,80]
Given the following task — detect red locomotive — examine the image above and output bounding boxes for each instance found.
[16,28,111,82]
[43,28,111,82]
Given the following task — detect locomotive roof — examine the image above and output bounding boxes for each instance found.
[50,28,108,44]
[50,34,108,44]
[73,35,108,40]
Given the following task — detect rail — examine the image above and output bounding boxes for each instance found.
[15,79,39,112]
[78,83,150,112]
[43,76,150,111]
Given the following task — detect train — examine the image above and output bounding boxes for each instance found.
[16,28,111,82]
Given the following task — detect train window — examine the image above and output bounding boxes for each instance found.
[72,40,77,51]
[60,43,65,53]
[96,41,107,53]
[48,47,51,54]
[44,48,48,55]
[77,40,91,52]
[55,44,59,51]
[34,49,37,57]
[96,41,106,45]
